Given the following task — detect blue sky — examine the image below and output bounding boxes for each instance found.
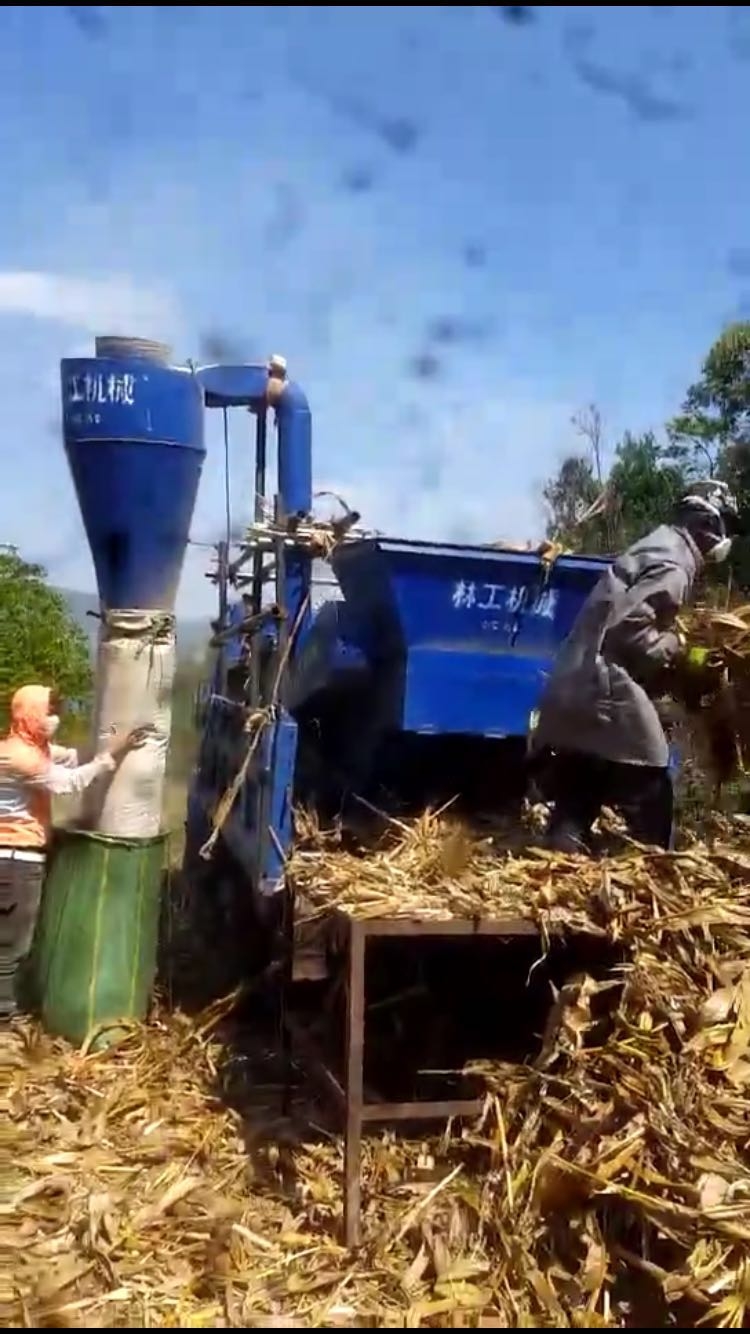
[1,4,749,615]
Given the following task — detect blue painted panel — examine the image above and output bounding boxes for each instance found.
[287,601,369,707]
[61,355,205,610]
[334,539,605,653]
[220,602,249,670]
[195,362,269,408]
[332,538,608,735]
[188,692,298,905]
[258,710,298,897]
[403,646,549,737]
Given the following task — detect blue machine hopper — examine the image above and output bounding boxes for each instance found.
[290,536,607,737]
[285,537,609,818]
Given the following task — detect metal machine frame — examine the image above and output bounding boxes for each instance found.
[189,354,612,908]
[191,358,314,899]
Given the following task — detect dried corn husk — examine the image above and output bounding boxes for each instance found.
[678,604,750,783]
[7,812,750,1328]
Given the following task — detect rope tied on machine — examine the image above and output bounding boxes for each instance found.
[99,609,177,690]
[102,609,176,647]
[218,499,366,622]
[198,592,311,861]
[235,508,364,568]
[198,498,366,861]
[491,488,612,566]
[88,608,176,640]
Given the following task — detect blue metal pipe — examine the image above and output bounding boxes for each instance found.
[275,380,312,519]
[195,361,313,626]
[275,378,312,633]
[195,362,312,518]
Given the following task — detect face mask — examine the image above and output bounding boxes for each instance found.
[707,536,732,564]
[43,714,61,739]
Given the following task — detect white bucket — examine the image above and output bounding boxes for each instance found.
[84,609,177,838]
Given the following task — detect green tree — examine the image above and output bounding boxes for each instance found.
[668,322,750,472]
[668,322,750,585]
[543,427,686,555]
[604,432,686,550]
[544,326,750,573]
[542,454,603,549]
[0,551,92,731]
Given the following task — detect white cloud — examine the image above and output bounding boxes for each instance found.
[0,271,181,344]
[314,387,577,549]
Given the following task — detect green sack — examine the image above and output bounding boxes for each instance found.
[31,827,165,1047]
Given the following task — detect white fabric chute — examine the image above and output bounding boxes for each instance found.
[83,609,177,839]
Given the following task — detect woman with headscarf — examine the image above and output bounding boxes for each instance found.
[0,685,148,1016]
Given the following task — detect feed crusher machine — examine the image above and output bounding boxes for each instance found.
[182,357,612,971]
[42,336,682,1055]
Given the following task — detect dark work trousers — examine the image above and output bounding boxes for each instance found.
[0,851,45,1017]
[545,751,674,851]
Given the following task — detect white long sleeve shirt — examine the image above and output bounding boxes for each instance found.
[50,744,78,768]
[0,747,117,853]
[28,748,116,796]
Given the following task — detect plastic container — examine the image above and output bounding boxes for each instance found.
[31,827,165,1047]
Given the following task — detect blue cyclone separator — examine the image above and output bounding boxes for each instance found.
[61,339,206,611]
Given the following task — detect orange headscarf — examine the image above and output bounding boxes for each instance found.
[0,685,54,847]
[6,685,53,756]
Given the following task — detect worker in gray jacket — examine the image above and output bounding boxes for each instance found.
[532,480,738,852]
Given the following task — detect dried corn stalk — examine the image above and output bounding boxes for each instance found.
[8,816,750,1328]
[677,604,750,784]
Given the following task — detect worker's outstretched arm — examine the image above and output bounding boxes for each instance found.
[28,752,116,797]
[49,744,78,767]
[28,726,153,797]
[604,565,690,687]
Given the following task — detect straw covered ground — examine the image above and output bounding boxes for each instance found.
[6,814,750,1328]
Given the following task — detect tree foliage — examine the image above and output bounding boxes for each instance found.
[668,322,750,470]
[668,321,750,583]
[604,432,686,551]
[542,454,601,549]
[0,552,92,731]
[542,322,750,575]
[544,432,686,555]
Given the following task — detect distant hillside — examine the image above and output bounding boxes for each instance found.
[58,589,210,662]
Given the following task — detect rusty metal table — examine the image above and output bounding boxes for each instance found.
[283,910,544,1249]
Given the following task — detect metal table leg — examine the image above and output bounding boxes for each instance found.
[343,918,365,1249]
[286,912,551,1249]
[280,890,294,1117]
